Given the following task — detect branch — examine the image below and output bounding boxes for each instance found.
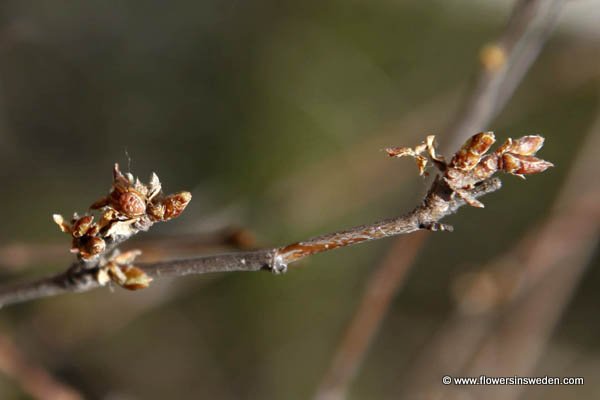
[0,176,500,308]
[0,131,552,308]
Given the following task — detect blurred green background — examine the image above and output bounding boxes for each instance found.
[0,1,598,399]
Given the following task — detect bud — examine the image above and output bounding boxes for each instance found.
[147,202,166,221]
[116,190,147,217]
[161,191,192,221]
[496,135,544,156]
[71,215,94,238]
[79,237,106,260]
[501,153,554,176]
[451,132,496,171]
[471,154,500,180]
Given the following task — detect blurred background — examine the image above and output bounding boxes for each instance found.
[0,0,598,399]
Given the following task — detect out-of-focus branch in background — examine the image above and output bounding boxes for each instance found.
[0,227,256,271]
[314,1,566,399]
[444,0,566,152]
[313,231,428,400]
[0,334,82,400]
[399,100,600,400]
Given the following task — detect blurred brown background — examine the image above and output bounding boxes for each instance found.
[0,0,598,399]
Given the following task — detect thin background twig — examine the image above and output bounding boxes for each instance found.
[0,334,82,400]
[0,227,255,271]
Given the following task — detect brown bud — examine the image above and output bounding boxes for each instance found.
[87,237,106,256]
[71,215,94,238]
[78,237,106,260]
[147,202,166,221]
[116,191,146,217]
[451,132,496,171]
[501,153,554,176]
[86,224,100,236]
[160,191,192,221]
[496,135,544,156]
[471,154,500,180]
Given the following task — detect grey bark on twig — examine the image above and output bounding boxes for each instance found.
[0,175,501,308]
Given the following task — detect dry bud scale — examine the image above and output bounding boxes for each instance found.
[53,164,191,290]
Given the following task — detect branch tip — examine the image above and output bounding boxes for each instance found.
[389,132,552,208]
[53,164,192,290]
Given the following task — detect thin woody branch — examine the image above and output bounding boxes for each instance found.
[0,177,501,307]
[276,177,499,265]
[0,133,551,308]
[139,176,503,274]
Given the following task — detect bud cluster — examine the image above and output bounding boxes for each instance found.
[53,164,192,290]
[386,132,553,208]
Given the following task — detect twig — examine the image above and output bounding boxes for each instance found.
[1,126,554,309]
[0,173,502,308]
[314,1,565,398]
[276,176,502,264]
